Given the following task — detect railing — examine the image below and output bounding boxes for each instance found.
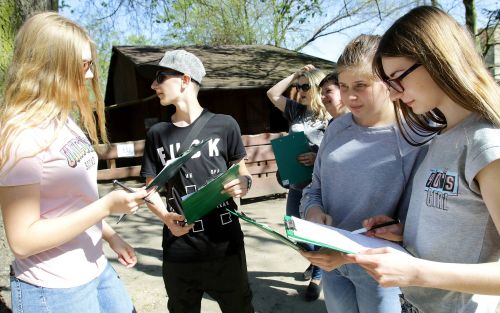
[94,132,287,199]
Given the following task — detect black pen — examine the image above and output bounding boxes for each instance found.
[351,220,400,234]
[113,180,154,224]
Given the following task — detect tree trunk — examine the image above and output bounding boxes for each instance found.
[0,0,57,85]
[463,0,477,36]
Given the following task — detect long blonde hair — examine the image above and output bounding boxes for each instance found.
[0,12,107,171]
[298,68,328,121]
[373,6,500,144]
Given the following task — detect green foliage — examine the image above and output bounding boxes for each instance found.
[157,0,323,47]
[61,1,168,93]
[61,0,326,92]
[60,0,498,90]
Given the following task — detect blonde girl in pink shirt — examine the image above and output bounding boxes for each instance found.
[0,12,150,313]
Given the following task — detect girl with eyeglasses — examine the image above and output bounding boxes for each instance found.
[300,34,424,313]
[0,12,149,313]
[267,64,329,301]
[345,6,500,313]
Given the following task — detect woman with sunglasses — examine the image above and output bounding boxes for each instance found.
[344,6,500,313]
[267,64,329,301]
[0,12,149,313]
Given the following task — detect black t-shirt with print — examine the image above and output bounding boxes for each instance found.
[141,112,247,262]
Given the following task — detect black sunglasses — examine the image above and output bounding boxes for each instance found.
[383,63,421,93]
[155,71,182,84]
[294,83,311,92]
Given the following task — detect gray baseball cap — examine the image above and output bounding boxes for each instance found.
[158,49,206,84]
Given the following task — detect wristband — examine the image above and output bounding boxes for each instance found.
[244,175,252,191]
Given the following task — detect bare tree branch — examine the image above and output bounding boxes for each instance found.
[374,0,382,20]
[96,0,127,21]
[295,1,414,51]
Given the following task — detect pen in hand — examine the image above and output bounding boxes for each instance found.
[351,219,400,234]
[113,180,154,224]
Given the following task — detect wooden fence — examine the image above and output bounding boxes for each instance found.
[94,132,287,199]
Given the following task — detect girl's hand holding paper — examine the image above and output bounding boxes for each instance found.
[344,247,420,288]
[300,248,352,272]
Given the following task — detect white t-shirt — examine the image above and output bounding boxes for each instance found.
[0,118,107,288]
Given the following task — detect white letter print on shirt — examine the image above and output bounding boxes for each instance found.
[424,168,459,211]
[157,147,167,166]
[161,138,221,162]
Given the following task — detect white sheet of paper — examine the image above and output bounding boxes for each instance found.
[288,216,408,254]
[116,143,135,158]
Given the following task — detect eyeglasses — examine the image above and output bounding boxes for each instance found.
[383,63,421,93]
[83,60,94,72]
[294,83,311,92]
[155,71,182,84]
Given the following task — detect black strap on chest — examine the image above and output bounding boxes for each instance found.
[177,109,214,155]
[165,109,214,196]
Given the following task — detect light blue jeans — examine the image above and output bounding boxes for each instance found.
[322,263,401,313]
[10,262,136,313]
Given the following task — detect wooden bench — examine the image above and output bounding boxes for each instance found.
[94,132,287,199]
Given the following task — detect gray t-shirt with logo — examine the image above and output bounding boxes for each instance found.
[403,113,500,313]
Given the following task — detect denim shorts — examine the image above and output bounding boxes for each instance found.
[10,262,136,313]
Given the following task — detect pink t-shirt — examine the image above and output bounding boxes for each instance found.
[0,118,107,288]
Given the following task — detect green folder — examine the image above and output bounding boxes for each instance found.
[227,210,308,251]
[270,131,313,186]
[284,216,409,255]
[181,164,240,224]
[147,139,209,191]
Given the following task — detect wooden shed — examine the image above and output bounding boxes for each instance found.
[104,45,336,142]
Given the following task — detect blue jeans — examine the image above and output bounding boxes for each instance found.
[323,263,401,313]
[287,187,321,280]
[10,262,136,313]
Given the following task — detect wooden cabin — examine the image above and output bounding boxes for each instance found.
[100,45,336,198]
[104,45,336,140]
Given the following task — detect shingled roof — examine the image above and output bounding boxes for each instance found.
[110,45,336,90]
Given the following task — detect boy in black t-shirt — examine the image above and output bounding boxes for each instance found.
[140,50,254,313]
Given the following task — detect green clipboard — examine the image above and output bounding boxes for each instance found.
[227,210,308,252]
[284,216,409,255]
[270,131,313,186]
[147,139,209,191]
[181,164,240,224]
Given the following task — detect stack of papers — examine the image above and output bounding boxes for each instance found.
[284,216,409,255]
